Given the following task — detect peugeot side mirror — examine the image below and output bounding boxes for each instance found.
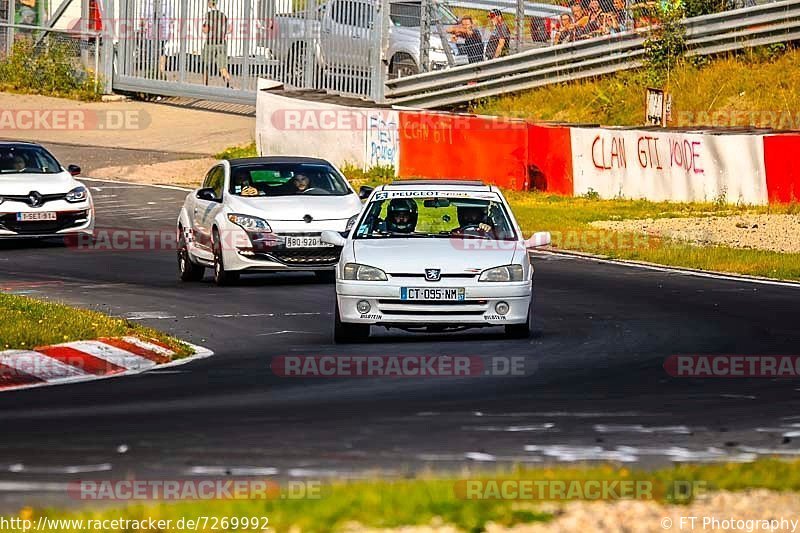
[525,231,552,248]
[67,164,81,176]
[196,188,219,202]
[358,185,374,200]
[321,230,347,247]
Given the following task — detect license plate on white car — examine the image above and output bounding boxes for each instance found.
[400,287,466,301]
[284,236,332,248]
[17,212,57,221]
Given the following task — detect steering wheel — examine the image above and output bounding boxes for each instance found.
[301,187,327,194]
[452,223,487,235]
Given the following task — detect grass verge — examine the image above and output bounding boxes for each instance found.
[11,459,800,533]
[472,45,799,128]
[505,191,800,280]
[0,293,192,357]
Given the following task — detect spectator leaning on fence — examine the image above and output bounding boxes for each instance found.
[447,15,484,63]
[485,9,511,59]
[570,3,590,31]
[585,0,603,32]
[554,13,578,43]
[612,0,629,31]
[202,0,233,88]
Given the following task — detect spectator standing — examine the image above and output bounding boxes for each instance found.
[586,0,603,32]
[447,15,484,63]
[554,14,578,44]
[613,0,630,31]
[570,3,590,29]
[203,0,233,88]
[485,9,511,59]
[139,0,173,79]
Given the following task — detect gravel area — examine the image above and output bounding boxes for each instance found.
[339,490,800,533]
[592,214,800,254]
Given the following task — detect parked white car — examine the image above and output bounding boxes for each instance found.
[177,156,366,285]
[0,142,94,240]
[322,180,551,342]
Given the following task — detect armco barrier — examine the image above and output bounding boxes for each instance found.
[528,124,574,195]
[569,127,769,204]
[764,134,800,203]
[397,112,529,190]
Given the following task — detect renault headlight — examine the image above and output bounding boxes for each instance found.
[65,186,88,203]
[345,214,359,231]
[343,263,387,281]
[479,265,524,282]
[227,213,272,232]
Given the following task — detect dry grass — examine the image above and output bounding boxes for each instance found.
[472,45,800,128]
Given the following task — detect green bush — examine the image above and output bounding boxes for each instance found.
[643,0,687,87]
[0,37,100,100]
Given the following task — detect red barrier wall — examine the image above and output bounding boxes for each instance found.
[764,134,800,203]
[397,112,529,190]
[527,124,574,195]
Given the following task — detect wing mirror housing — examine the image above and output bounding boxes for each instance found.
[67,164,81,176]
[321,230,347,247]
[358,185,374,200]
[525,231,552,248]
[196,188,219,202]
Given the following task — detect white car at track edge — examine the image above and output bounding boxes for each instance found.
[177,156,368,285]
[321,180,551,342]
[0,141,94,240]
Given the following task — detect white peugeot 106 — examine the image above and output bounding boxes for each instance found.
[0,142,93,240]
[178,156,367,285]
[322,180,551,343]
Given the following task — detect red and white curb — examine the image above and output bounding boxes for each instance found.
[0,337,213,392]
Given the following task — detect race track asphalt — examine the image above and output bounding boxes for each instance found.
[1,173,799,510]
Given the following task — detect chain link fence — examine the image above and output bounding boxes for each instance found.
[413,0,772,74]
[0,20,102,93]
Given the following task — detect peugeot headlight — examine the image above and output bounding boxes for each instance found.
[479,265,524,282]
[227,213,272,232]
[343,263,387,281]
[65,186,88,203]
[345,214,359,231]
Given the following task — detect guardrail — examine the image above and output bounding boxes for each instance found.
[385,0,800,108]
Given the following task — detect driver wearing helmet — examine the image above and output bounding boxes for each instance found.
[383,198,417,234]
[451,204,493,234]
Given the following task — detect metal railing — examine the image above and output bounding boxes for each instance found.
[113,0,389,103]
[386,0,800,108]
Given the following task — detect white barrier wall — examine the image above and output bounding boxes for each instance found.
[255,81,399,172]
[570,128,769,204]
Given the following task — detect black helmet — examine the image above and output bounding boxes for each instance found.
[456,204,488,227]
[386,198,417,233]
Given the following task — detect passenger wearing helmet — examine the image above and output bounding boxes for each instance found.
[383,198,417,234]
[451,204,493,235]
